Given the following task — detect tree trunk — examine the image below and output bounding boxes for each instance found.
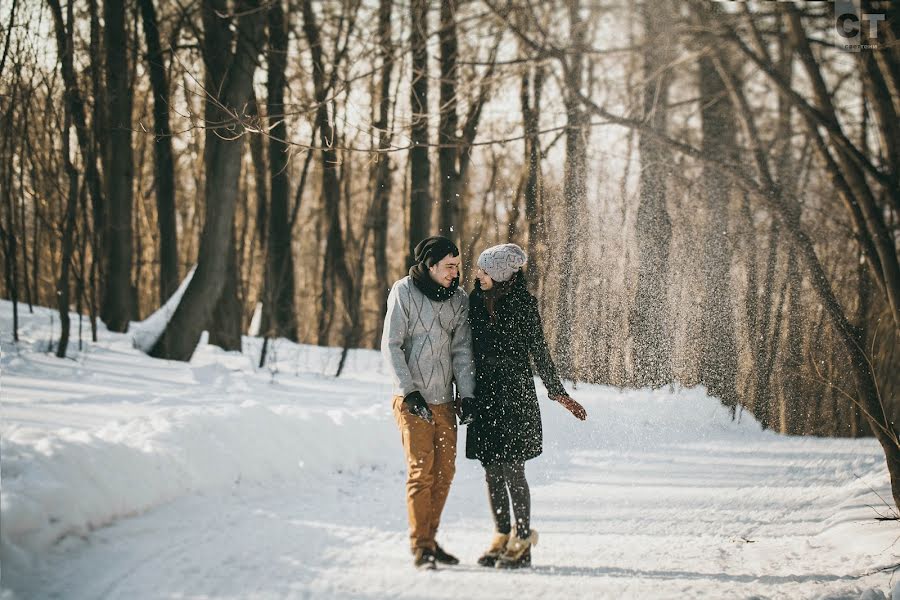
[779,249,803,433]
[138,0,179,306]
[47,0,106,307]
[438,0,460,243]
[57,97,79,358]
[208,226,242,350]
[754,215,780,428]
[266,0,298,341]
[407,0,431,265]
[629,0,674,387]
[697,40,739,411]
[150,0,264,361]
[371,0,394,347]
[521,63,544,295]
[1,64,19,341]
[551,0,589,379]
[88,0,107,296]
[101,0,135,332]
[301,0,355,347]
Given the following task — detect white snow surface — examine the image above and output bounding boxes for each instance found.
[1,300,898,599]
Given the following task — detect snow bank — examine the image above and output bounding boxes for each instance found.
[1,400,396,571]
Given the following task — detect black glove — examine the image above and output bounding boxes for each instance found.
[459,397,477,425]
[403,391,433,423]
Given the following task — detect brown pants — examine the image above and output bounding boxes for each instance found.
[392,395,458,552]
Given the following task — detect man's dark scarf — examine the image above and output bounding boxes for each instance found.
[410,263,459,302]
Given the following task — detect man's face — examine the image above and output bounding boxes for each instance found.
[429,254,460,288]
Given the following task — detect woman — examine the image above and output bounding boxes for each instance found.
[464,243,587,569]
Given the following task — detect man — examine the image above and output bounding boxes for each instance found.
[381,236,477,570]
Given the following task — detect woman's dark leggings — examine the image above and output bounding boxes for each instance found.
[484,462,530,538]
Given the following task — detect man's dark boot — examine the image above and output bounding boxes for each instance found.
[413,548,437,570]
[433,542,459,565]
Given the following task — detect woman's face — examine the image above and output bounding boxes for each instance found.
[475,267,494,290]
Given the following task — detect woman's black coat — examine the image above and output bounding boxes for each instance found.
[465,272,566,465]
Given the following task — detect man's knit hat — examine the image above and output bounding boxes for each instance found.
[477,243,528,282]
[414,236,459,267]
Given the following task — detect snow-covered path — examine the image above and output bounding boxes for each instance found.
[2,303,898,599]
[16,435,893,599]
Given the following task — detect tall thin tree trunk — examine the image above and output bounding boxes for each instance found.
[371,0,394,347]
[101,0,135,331]
[88,0,107,298]
[48,0,106,312]
[697,37,739,411]
[266,0,297,341]
[301,0,355,347]
[438,0,460,243]
[408,0,431,265]
[629,0,674,387]
[138,0,179,306]
[552,0,589,379]
[1,66,19,340]
[58,80,79,358]
[521,63,544,295]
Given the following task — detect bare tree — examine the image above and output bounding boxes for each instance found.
[138,0,179,306]
[265,0,297,341]
[407,0,431,265]
[151,0,265,360]
[521,59,545,294]
[629,0,674,387]
[696,9,739,411]
[47,0,105,307]
[550,0,589,378]
[370,0,395,346]
[301,0,358,346]
[100,0,135,331]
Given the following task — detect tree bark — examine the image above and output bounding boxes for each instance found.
[57,74,79,358]
[88,0,107,295]
[551,0,590,379]
[207,226,242,350]
[438,0,460,243]
[301,0,356,347]
[629,0,674,387]
[150,0,264,360]
[371,0,394,346]
[407,0,431,265]
[138,0,179,306]
[266,0,298,341]
[697,35,739,411]
[47,0,105,307]
[521,63,544,295]
[101,0,135,332]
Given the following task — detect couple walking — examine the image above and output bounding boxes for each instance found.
[381,236,587,571]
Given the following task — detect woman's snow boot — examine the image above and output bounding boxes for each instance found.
[495,530,538,569]
[477,532,510,567]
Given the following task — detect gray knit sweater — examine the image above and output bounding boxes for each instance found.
[381,276,475,404]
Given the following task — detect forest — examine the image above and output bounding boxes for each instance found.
[0,1,898,499]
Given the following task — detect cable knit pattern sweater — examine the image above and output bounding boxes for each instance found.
[381,276,476,404]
